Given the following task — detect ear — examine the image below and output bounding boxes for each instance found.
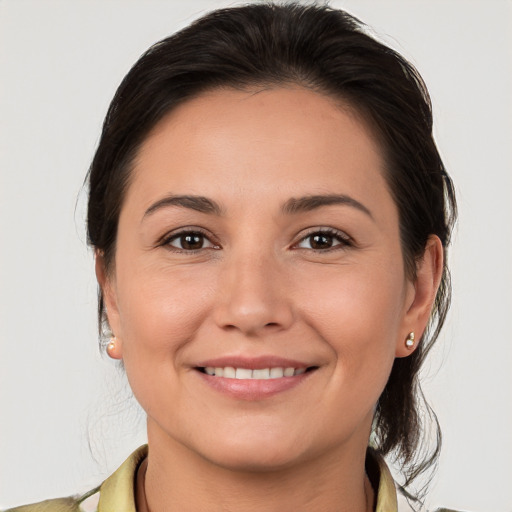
[95,250,123,359]
[396,235,444,358]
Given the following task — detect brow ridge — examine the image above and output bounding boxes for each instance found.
[282,194,373,218]
[143,195,223,218]
[143,193,372,220]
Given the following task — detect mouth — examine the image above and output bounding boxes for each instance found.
[193,356,319,399]
[196,366,317,379]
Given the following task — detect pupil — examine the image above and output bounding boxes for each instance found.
[182,233,203,249]
[311,234,332,249]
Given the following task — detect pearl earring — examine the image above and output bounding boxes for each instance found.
[107,336,117,358]
[405,332,415,349]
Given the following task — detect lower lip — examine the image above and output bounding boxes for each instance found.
[196,370,314,400]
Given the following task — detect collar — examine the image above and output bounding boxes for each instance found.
[92,445,398,512]
[370,449,399,511]
[96,445,147,512]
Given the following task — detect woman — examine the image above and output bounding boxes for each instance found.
[6,3,460,511]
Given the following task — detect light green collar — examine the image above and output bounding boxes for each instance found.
[96,445,147,512]
[94,444,398,512]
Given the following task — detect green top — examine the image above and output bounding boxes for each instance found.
[4,445,462,512]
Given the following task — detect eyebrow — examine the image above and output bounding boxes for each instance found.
[282,194,373,219]
[142,193,373,220]
[143,195,223,219]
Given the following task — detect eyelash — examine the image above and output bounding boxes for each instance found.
[294,228,353,252]
[160,227,353,253]
[160,228,219,253]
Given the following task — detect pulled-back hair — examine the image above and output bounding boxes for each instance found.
[87,2,456,501]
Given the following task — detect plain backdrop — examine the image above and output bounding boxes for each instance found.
[1,1,511,511]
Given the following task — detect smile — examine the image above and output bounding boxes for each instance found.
[201,366,308,379]
[194,357,318,399]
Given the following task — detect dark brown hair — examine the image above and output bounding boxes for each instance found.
[86,2,456,501]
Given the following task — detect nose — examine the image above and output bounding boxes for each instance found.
[213,250,294,337]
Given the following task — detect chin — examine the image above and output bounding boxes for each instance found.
[196,431,310,473]
[209,448,304,473]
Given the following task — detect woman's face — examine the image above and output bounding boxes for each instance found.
[101,87,421,470]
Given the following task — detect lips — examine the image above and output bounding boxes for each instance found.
[194,356,318,399]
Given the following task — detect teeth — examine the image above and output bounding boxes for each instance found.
[235,368,252,379]
[223,366,236,378]
[269,367,284,378]
[203,366,307,379]
[283,367,295,377]
[252,368,270,379]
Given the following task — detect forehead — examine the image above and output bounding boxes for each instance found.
[126,87,391,214]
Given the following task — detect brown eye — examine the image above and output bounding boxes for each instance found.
[296,229,350,251]
[309,233,334,250]
[181,233,204,250]
[167,231,216,251]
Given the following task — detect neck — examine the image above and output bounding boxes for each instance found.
[138,423,375,512]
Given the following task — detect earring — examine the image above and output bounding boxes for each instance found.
[405,332,415,349]
[107,336,117,358]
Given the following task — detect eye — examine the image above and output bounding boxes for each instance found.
[165,231,218,251]
[296,229,351,251]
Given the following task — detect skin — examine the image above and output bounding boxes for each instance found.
[97,87,443,512]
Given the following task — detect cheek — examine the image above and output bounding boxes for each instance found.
[115,261,217,356]
[297,259,405,385]
[301,260,405,336]
[113,263,219,419]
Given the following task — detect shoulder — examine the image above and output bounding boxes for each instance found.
[3,486,101,512]
[373,451,467,512]
[3,497,81,512]
[434,508,462,512]
[3,445,147,512]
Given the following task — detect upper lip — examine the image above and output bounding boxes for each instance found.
[195,355,315,370]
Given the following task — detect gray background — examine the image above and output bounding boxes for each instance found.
[1,1,511,510]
